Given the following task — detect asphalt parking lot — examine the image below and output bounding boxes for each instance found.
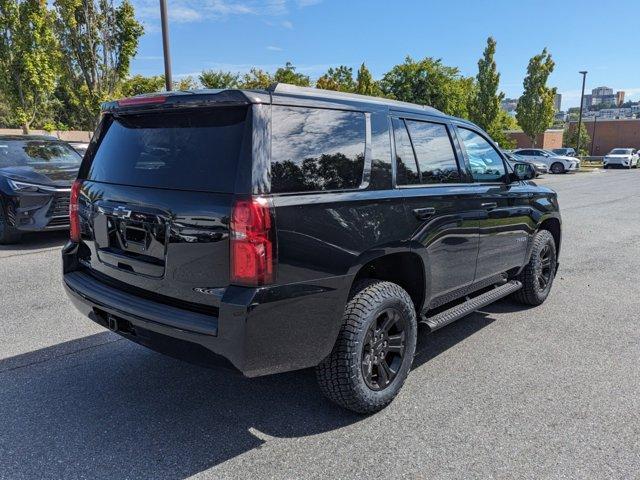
[1,169,639,479]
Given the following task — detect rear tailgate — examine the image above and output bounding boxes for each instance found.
[75,105,251,309]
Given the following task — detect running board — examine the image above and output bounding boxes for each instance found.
[421,280,522,331]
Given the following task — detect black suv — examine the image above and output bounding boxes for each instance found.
[62,84,561,413]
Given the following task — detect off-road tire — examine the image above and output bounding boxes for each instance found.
[550,162,565,174]
[512,229,557,306]
[0,205,21,245]
[315,280,417,414]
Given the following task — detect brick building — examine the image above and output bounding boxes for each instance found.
[569,119,640,156]
[505,129,564,149]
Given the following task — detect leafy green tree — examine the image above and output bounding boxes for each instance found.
[379,56,473,117]
[355,63,382,97]
[53,0,143,128]
[240,68,273,89]
[0,0,59,133]
[273,62,310,87]
[316,65,355,92]
[199,70,240,89]
[174,76,198,91]
[469,37,503,134]
[564,123,590,156]
[120,74,164,97]
[516,48,556,147]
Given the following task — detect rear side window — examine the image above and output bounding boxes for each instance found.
[270,106,365,193]
[86,107,248,192]
[405,120,460,183]
[392,118,419,185]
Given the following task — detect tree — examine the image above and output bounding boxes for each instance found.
[0,0,59,133]
[564,123,590,156]
[174,76,198,91]
[239,68,273,89]
[273,62,310,86]
[53,0,144,128]
[199,70,239,89]
[120,74,164,97]
[516,48,556,147]
[469,37,503,134]
[316,65,355,92]
[355,63,382,97]
[379,56,473,117]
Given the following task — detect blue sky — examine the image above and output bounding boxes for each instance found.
[130,0,640,109]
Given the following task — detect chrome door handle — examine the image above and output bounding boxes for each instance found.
[481,202,498,209]
[413,207,436,220]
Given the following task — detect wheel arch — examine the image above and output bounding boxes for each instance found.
[350,251,426,313]
[538,216,561,256]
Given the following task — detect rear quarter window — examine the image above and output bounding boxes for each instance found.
[270,106,366,193]
[86,107,248,193]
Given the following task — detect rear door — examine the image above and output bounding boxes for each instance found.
[392,115,479,309]
[455,126,532,284]
[76,105,251,308]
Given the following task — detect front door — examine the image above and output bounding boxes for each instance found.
[455,126,531,284]
[391,116,479,310]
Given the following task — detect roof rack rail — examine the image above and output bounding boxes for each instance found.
[267,82,443,114]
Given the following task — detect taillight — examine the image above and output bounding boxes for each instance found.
[117,95,166,107]
[230,197,276,286]
[69,179,82,242]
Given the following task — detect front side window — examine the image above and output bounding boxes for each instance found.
[270,106,365,193]
[458,128,506,182]
[405,120,460,184]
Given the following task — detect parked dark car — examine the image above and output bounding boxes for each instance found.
[62,85,562,413]
[0,135,82,244]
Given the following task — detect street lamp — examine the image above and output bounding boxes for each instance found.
[576,71,588,155]
[160,0,172,91]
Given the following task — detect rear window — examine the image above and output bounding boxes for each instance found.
[610,149,632,154]
[86,107,248,192]
[270,106,366,193]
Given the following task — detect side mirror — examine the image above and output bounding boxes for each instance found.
[511,162,536,181]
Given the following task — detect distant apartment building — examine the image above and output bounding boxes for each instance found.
[582,86,625,109]
[501,98,518,116]
[554,93,562,112]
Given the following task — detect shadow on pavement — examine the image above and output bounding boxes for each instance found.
[0,230,68,253]
[0,311,496,480]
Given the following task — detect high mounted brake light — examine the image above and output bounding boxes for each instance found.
[230,197,276,286]
[69,179,82,242]
[117,95,167,107]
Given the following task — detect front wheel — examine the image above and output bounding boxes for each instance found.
[512,230,557,306]
[0,206,21,245]
[316,280,417,414]
[550,162,565,174]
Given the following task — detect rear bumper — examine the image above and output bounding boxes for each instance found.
[63,267,351,377]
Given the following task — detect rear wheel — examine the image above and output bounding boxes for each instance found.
[512,230,557,306]
[550,162,565,174]
[316,280,417,414]
[0,205,21,245]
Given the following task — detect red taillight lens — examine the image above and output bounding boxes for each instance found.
[69,179,82,242]
[230,197,276,286]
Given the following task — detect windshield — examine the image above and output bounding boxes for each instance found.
[610,149,632,154]
[0,139,82,168]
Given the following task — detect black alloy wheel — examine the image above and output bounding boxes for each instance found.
[551,162,565,174]
[361,308,407,391]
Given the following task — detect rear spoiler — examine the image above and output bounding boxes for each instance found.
[101,89,268,114]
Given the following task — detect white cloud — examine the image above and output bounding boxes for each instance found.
[280,19,293,29]
[296,0,321,6]
[266,45,283,51]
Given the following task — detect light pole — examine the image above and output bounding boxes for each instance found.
[576,71,588,155]
[160,0,172,91]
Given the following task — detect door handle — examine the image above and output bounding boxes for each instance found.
[481,202,498,210]
[413,207,436,220]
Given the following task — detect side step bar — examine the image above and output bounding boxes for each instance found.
[421,280,522,331]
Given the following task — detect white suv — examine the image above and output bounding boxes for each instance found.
[603,148,638,169]
[513,149,580,174]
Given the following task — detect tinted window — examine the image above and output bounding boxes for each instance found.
[392,118,419,185]
[405,120,460,183]
[458,128,506,182]
[0,140,81,168]
[270,106,365,193]
[516,150,532,156]
[87,107,247,192]
[610,149,633,154]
